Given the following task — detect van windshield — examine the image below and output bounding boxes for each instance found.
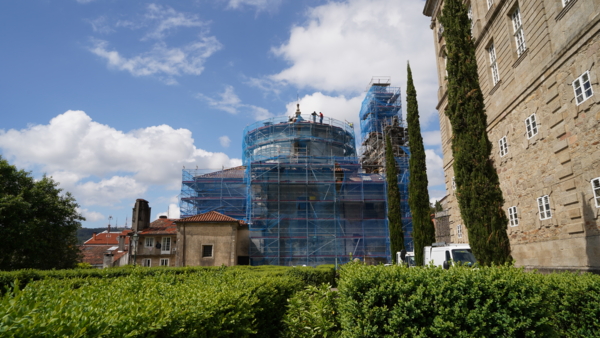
[452,249,477,266]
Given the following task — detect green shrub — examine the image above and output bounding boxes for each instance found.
[284,265,336,287]
[337,264,565,337]
[0,269,302,337]
[281,283,340,338]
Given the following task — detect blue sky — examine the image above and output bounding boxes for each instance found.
[0,0,445,228]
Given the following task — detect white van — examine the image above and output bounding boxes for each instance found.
[423,243,477,268]
[396,251,415,267]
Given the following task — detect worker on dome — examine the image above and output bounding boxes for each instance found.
[311,111,317,123]
[319,112,324,124]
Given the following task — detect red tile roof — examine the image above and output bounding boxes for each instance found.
[196,166,246,179]
[176,211,246,225]
[139,218,177,235]
[83,230,130,245]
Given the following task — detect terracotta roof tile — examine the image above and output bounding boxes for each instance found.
[176,211,246,225]
[139,218,177,235]
[83,230,130,246]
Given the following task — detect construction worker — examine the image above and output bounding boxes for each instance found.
[319,112,323,124]
[311,111,317,123]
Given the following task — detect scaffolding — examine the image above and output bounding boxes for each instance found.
[180,167,247,219]
[245,157,390,266]
[358,78,413,252]
[179,87,413,265]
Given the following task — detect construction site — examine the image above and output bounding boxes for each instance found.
[180,78,412,266]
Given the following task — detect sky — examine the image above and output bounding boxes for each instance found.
[0,0,445,228]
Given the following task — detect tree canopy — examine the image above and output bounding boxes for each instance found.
[385,134,404,263]
[440,0,512,265]
[0,156,84,270]
[406,62,436,266]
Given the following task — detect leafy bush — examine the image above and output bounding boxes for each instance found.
[0,264,336,292]
[0,269,303,337]
[281,283,340,338]
[336,264,600,337]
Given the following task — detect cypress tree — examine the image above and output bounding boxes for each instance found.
[406,63,436,266]
[385,134,404,263]
[440,0,512,265]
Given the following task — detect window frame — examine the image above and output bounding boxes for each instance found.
[160,258,169,266]
[562,0,572,7]
[487,0,494,10]
[488,43,500,86]
[591,177,600,208]
[142,258,151,267]
[452,176,456,190]
[202,244,214,258]
[573,71,593,105]
[499,136,508,157]
[457,224,463,238]
[511,7,526,56]
[145,237,154,248]
[537,195,552,220]
[161,237,171,254]
[525,113,538,139]
[467,5,474,32]
[508,206,519,226]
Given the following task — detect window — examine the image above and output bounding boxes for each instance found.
[160,258,169,266]
[142,258,151,267]
[443,53,448,77]
[452,176,456,190]
[511,7,526,56]
[499,136,508,157]
[145,237,154,248]
[202,245,213,258]
[537,195,552,220]
[457,224,463,238]
[525,113,538,139]
[592,178,600,208]
[161,237,171,254]
[508,206,519,226]
[438,23,444,40]
[573,71,593,105]
[488,43,500,86]
[487,0,494,10]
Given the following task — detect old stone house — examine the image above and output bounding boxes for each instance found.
[424,0,600,272]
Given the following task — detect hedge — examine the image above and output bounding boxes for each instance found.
[0,269,303,338]
[0,264,336,292]
[336,264,600,337]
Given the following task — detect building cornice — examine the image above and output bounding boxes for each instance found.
[423,0,438,17]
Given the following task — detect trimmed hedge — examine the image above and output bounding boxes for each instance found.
[0,264,336,292]
[336,264,600,337]
[0,269,303,337]
[281,283,341,338]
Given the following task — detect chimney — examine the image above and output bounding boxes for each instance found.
[132,199,151,232]
[159,215,167,219]
[103,251,114,269]
[118,235,125,251]
[93,232,97,241]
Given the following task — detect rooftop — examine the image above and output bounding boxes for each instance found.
[176,211,246,225]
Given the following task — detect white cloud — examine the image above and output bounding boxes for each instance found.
[0,110,241,206]
[226,0,282,11]
[156,203,181,219]
[425,149,445,187]
[87,16,114,34]
[269,0,439,127]
[284,92,364,129]
[88,5,221,84]
[423,131,441,146]
[90,37,221,84]
[219,135,231,148]
[77,208,105,222]
[197,86,274,120]
[142,4,206,41]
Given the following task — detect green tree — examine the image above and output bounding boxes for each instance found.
[440,0,512,265]
[435,200,443,212]
[385,134,404,263]
[0,156,84,270]
[406,63,436,266]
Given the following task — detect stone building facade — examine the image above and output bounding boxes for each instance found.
[424,0,600,272]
